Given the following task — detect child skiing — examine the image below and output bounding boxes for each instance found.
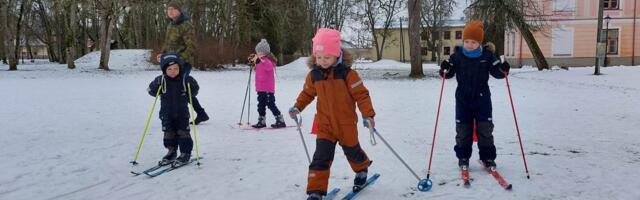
[148,54,199,165]
[289,28,376,200]
[439,20,511,170]
[249,39,286,128]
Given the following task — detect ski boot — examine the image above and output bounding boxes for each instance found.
[270,114,286,128]
[193,112,209,125]
[252,116,266,128]
[306,192,323,200]
[481,159,497,169]
[159,147,177,166]
[353,170,368,192]
[458,158,469,169]
[173,153,191,167]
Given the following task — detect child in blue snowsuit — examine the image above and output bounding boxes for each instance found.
[439,20,511,169]
[148,54,199,165]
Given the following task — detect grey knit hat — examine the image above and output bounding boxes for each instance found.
[255,39,270,55]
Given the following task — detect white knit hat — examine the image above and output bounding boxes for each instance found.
[255,39,271,55]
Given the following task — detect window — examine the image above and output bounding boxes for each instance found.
[554,0,576,11]
[421,47,429,56]
[443,31,451,40]
[552,28,574,56]
[455,31,462,39]
[600,29,619,54]
[443,46,451,55]
[432,31,439,39]
[604,0,619,10]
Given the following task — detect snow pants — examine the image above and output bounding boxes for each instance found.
[306,123,371,195]
[454,95,496,161]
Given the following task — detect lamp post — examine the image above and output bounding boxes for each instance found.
[604,15,611,67]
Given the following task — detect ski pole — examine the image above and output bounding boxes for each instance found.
[293,114,311,164]
[131,83,163,165]
[247,67,252,125]
[504,72,530,179]
[369,127,422,183]
[421,71,447,191]
[238,66,252,125]
[367,122,377,145]
[187,83,202,166]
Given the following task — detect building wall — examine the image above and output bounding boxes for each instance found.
[507,0,640,67]
[371,26,465,62]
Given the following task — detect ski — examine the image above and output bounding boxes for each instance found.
[131,162,172,176]
[461,166,471,187]
[229,124,297,131]
[144,157,203,177]
[323,188,340,200]
[341,173,380,200]
[478,160,512,190]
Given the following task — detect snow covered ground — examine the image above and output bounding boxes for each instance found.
[1,50,639,200]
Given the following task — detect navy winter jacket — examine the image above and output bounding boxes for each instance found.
[148,75,199,130]
[443,46,507,123]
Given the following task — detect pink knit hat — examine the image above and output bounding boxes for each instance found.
[312,28,342,57]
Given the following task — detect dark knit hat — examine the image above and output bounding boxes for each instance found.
[463,20,484,43]
[167,1,182,12]
[160,53,183,75]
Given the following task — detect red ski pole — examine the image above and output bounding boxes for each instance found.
[504,72,531,179]
[422,71,447,191]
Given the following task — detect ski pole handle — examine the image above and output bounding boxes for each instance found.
[368,126,377,146]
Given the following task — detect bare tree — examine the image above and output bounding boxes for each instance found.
[304,0,353,54]
[421,0,455,62]
[8,0,31,70]
[0,0,7,64]
[96,0,122,70]
[357,0,403,61]
[468,0,550,70]
[66,0,78,69]
[408,0,423,77]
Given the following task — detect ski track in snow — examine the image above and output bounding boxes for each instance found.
[1,50,639,199]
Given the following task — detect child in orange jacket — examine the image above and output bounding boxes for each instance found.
[289,28,376,200]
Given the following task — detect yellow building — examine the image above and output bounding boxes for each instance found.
[371,19,466,62]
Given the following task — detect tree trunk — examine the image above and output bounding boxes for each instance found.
[485,23,505,55]
[408,0,423,78]
[519,27,549,70]
[34,0,57,62]
[98,1,115,70]
[0,1,6,64]
[67,0,77,69]
[25,36,34,61]
[10,0,29,71]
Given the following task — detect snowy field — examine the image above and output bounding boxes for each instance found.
[1,50,639,200]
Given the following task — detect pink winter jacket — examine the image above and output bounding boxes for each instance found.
[254,56,276,93]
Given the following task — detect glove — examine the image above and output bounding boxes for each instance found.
[247,54,257,64]
[363,117,375,128]
[439,60,451,77]
[500,61,511,73]
[288,106,300,119]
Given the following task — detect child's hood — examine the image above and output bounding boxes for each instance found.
[306,49,353,70]
[160,53,184,76]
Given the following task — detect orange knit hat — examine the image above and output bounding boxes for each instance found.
[463,20,484,43]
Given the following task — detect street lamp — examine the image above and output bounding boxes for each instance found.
[604,15,611,67]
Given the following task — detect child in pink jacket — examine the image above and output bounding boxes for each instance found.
[250,39,286,128]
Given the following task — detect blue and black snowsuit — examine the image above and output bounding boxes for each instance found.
[148,54,199,155]
[441,45,510,162]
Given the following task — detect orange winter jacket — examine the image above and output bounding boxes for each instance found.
[294,52,375,133]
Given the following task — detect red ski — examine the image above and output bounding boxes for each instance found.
[478,160,512,190]
[461,166,471,187]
